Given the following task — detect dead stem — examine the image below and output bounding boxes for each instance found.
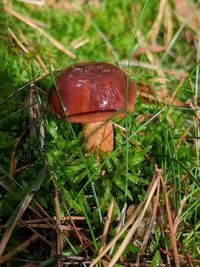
[4,6,76,59]
[99,199,114,254]
[89,165,161,267]
[0,193,35,256]
[160,176,180,267]
[136,177,160,264]
[62,201,87,256]
[0,234,39,264]
[54,189,63,267]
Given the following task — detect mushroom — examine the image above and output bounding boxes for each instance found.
[48,62,136,152]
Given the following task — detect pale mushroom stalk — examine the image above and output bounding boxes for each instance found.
[83,121,113,152]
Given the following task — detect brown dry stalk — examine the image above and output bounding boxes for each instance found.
[71,36,90,49]
[89,165,161,267]
[0,234,39,264]
[99,199,114,254]
[0,72,50,106]
[174,197,187,234]
[176,119,195,149]
[89,201,142,266]
[19,223,82,231]
[120,60,186,80]
[0,192,34,256]
[54,189,63,267]
[18,29,49,74]
[15,162,34,173]
[8,27,29,53]
[9,131,27,177]
[20,220,55,248]
[23,216,85,224]
[8,27,47,71]
[61,201,86,255]
[160,248,200,264]
[4,6,76,59]
[148,0,167,43]
[107,168,161,267]
[137,178,160,264]
[164,2,173,45]
[160,176,180,267]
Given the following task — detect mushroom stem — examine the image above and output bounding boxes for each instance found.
[83,121,113,152]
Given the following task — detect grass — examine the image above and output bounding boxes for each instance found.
[0,0,200,266]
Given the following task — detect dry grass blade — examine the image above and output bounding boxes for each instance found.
[21,220,55,247]
[0,192,34,256]
[120,60,186,79]
[0,234,39,264]
[176,120,195,149]
[0,166,47,256]
[174,197,187,234]
[54,189,63,267]
[108,203,127,256]
[4,6,76,59]
[164,2,173,45]
[17,0,45,5]
[99,199,114,254]
[8,27,48,74]
[160,248,200,265]
[148,0,167,43]
[107,167,161,267]
[8,27,29,53]
[9,131,27,177]
[160,176,180,267]
[89,200,142,267]
[60,202,86,254]
[136,178,160,264]
[71,36,90,49]
[0,73,49,106]
[133,44,167,56]
[89,165,161,267]
[18,29,49,74]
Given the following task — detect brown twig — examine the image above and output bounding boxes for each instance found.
[148,0,167,43]
[22,216,85,224]
[9,131,27,177]
[54,189,63,267]
[18,29,49,74]
[164,2,173,45]
[18,222,83,231]
[160,248,200,264]
[160,176,180,267]
[62,201,87,256]
[8,27,29,53]
[0,191,35,256]
[136,177,160,264]
[89,165,161,267]
[0,234,39,264]
[158,205,172,266]
[20,220,55,247]
[99,198,114,254]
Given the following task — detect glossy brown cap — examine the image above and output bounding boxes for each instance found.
[48,62,136,123]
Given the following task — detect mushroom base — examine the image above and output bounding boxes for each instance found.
[83,121,113,152]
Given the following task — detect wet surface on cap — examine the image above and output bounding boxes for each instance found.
[49,62,136,123]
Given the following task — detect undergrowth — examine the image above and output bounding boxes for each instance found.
[0,0,199,266]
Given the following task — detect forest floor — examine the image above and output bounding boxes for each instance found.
[0,0,200,266]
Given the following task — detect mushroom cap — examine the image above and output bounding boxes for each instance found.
[48,62,136,123]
